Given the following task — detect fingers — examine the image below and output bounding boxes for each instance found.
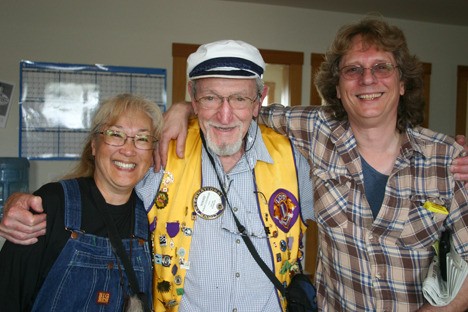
[176,129,187,159]
[0,208,46,245]
[453,172,468,181]
[158,132,171,168]
[157,101,193,166]
[452,154,468,172]
[452,134,468,175]
[153,144,162,172]
[455,134,467,147]
[0,232,39,245]
[0,193,46,245]
[4,192,42,214]
[28,195,44,214]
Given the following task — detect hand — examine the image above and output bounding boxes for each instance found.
[451,135,468,187]
[154,101,194,171]
[0,192,46,245]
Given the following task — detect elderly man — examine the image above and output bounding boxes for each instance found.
[1,40,313,312]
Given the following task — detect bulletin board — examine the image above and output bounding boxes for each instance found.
[19,61,166,160]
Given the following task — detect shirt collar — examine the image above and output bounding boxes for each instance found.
[244,120,273,166]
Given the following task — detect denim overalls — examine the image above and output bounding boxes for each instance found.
[32,179,153,311]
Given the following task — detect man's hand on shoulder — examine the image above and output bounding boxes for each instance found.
[154,101,194,171]
[451,135,468,188]
[0,192,46,245]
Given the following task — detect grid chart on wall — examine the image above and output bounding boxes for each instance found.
[19,61,166,160]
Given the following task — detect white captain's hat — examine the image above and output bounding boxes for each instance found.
[187,39,265,80]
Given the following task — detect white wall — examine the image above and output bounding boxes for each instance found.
[1,0,468,191]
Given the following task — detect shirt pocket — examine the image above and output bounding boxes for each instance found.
[314,171,351,228]
[396,195,448,250]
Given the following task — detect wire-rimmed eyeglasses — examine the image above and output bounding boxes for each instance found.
[340,62,399,80]
[196,93,259,110]
[97,129,157,150]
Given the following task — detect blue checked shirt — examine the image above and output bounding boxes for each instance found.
[136,120,313,312]
[258,104,468,311]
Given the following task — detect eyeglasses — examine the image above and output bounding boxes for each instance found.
[339,62,399,80]
[97,129,157,150]
[196,94,259,110]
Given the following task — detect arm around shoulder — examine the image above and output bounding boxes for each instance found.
[156,101,194,170]
[0,192,46,245]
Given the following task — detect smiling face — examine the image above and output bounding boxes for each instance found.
[91,109,153,201]
[336,35,405,129]
[190,78,262,159]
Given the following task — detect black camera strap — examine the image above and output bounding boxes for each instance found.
[200,131,287,297]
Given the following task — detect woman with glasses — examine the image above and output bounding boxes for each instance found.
[0,94,162,311]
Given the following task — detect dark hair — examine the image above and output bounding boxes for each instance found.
[315,16,425,131]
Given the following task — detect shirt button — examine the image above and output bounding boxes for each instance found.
[236,239,241,244]
[236,272,240,278]
[375,272,381,279]
[233,207,238,212]
[233,309,238,312]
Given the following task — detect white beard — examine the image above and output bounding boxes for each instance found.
[205,124,244,156]
[205,133,243,156]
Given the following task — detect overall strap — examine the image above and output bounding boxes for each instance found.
[133,197,148,240]
[59,179,82,230]
[89,184,151,312]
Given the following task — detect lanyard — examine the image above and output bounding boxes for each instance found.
[199,130,286,296]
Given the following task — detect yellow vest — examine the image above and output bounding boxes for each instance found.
[148,120,307,311]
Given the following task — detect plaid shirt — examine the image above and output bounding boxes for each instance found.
[259,104,468,311]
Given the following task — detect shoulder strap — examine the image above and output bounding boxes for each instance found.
[238,218,286,296]
[88,184,150,312]
[133,197,148,240]
[59,179,82,230]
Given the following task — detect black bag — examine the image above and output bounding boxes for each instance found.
[285,274,318,312]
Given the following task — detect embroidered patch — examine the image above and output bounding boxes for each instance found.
[269,189,299,232]
[155,191,169,209]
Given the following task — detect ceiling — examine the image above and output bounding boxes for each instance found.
[221,0,468,27]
